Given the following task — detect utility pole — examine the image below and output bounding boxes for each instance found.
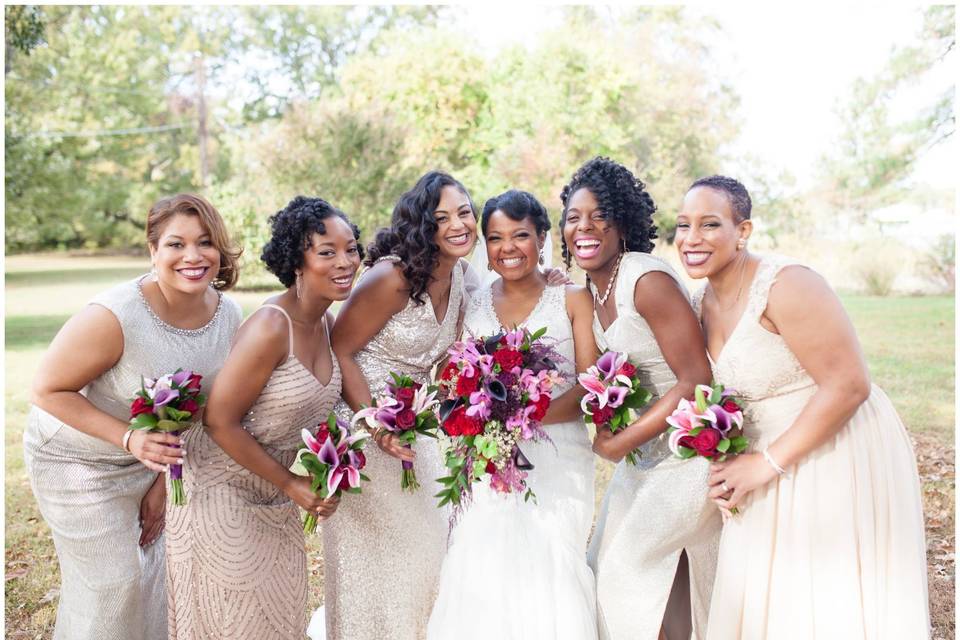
[194,53,209,188]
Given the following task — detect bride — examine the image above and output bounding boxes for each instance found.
[426,189,600,639]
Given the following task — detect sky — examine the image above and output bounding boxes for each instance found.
[456,3,956,194]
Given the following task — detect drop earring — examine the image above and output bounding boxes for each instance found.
[295,272,303,299]
[737,239,746,251]
[151,266,158,281]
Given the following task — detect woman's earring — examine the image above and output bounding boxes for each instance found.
[486,262,493,271]
[151,266,158,281]
[621,238,627,254]
[538,250,545,266]
[295,272,303,299]
[737,239,746,251]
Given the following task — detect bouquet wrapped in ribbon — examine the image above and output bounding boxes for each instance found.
[666,383,748,462]
[294,413,370,534]
[434,326,564,509]
[128,369,204,506]
[577,350,652,465]
[352,373,440,492]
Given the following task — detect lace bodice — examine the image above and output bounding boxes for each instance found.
[464,282,575,396]
[692,254,816,404]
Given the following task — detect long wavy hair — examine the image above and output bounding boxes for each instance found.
[559,156,658,270]
[365,171,475,305]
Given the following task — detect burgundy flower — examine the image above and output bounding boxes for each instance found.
[530,395,551,421]
[440,362,459,381]
[592,405,614,426]
[130,396,152,418]
[180,398,200,415]
[396,409,416,430]
[396,387,415,408]
[721,399,740,414]
[691,428,721,458]
[185,373,203,392]
[617,362,637,378]
[456,373,479,397]
[493,348,523,371]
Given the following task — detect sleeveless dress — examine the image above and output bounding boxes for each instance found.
[166,304,343,639]
[22,275,242,640]
[427,282,598,639]
[695,255,930,639]
[586,252,722,640]
[319,257,463,640]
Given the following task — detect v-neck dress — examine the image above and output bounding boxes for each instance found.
[586,252,722,640]
[696,254,929,640]
[166,304,342,639]
[322,256,464,640]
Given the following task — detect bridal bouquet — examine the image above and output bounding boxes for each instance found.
[294,413,370,534]
[352,373,440,492]
[128,369,205,506]
[434,326,563,509]
[578,350,652,465]
[667,383,748,461]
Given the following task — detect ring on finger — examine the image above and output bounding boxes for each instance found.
[721,481,731,493]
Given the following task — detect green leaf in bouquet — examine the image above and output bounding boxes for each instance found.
[472,459,488,478]
[194,393,207,406]
[610,413,621,428]
[130,413,159,430]
[709,385,722,405]
[717,438,731,453]
[310,475,323,493]
[529,326,547,342]
[626,388,652,408]
[694,386,708,413]
[389,371,403,387]
[475,435,498,459]
[155,419,182,432]
[584,414,594,425]
[678,446,697,459]
[359,473,370,482]
[689,426,703,437]
[730,436,750,453]
[345,486,362,494]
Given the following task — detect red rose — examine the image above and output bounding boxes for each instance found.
[456,373,479,397]
[485,459,497,474]
[396,409,417,430]
[617,362,637,378]
[493,348,523,371]
[530,395,551,421]
[691,428,721,458]
[441,362,459,381]
[592,405,614,426]
[354,450,366,470]
[678,435,696,451]
[186,373,203,392]
[180,398,200,415]
[315,424,330,445]
[443,406,482,437]
[396,387,415,408]
[721,399,740,414]
[130,396,153,418]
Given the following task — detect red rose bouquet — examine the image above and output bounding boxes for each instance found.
[666,383,748,462]
[577,350,652,465]
[128,369,204,506]
[434,326,564,510]
[352,373,440,492]
[294,413,370,534]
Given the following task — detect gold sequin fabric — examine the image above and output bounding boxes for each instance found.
[323,257,462,640]
[166,306,343,640]
[23,276,242,640]
[587,253,721,639]
[695,255,930,639]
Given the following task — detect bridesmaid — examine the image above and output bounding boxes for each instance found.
[675,176,930,638]
[25,194,243,640]
[327,171,476,640]
[560,157,721,639]
[166,196,362,639]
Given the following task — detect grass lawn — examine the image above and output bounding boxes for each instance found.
[5,255,955,639]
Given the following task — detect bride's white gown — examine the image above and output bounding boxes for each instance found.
[426,282,598,640]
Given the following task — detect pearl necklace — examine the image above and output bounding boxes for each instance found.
[594,252,624,306]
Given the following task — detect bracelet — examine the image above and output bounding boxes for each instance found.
[122,429,134,452]
[762,448,786,475]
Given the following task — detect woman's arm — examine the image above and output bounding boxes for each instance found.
[542,285,598,425]
[330,262,415,462]
[593,272,712,462]
[204,308,337,516]
[709,266,872,511]
[31,304,183,473]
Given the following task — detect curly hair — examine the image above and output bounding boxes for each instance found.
[559,156,658,269]
[688,175,752,222]
[260,196,364,288]
[365,171,475,305]
[481,189,551,237]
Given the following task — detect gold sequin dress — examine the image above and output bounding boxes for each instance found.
[587,252,722,639]
[696,255,929,639]
[166,304,342,639]
[321,257,462,640]
[23,276,242,640]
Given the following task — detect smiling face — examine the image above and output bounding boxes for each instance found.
[484,210,544,282]
[149,213,221,294]
[562,187,622,275]
[675,186,752,279]
[299,216,362,302]
[432,185,477,260]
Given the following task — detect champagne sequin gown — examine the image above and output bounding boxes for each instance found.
[166,304,343,639]
[321,257,463,640]
[427,283,598,639]
[587,252,722,640]
[23,276,242,640]
[696,255,929,639]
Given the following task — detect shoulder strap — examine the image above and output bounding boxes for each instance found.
[691,285,707,322]
[260,303,294,358]
[746,255,802,321]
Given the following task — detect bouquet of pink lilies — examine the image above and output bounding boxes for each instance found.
[578,351,652,465]
[666,383,748,462]
[352,373,440,492]
[295,413,370,534]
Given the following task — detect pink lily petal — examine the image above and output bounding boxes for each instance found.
[302,428,321,454]
[327,466,345,494]
[318,437,339,466]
